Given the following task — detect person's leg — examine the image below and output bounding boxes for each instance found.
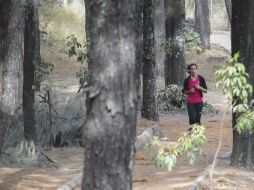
[195,102,204,125]
[187,103,196,125]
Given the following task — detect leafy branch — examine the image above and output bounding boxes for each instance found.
[148,124,207,172]
[66,34,90,91]
[215,53,254,133]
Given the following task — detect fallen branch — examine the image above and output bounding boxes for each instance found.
[39,150,61,167]
[188,168,210,190]
[57,125,162,190]
[135,125,161,151]
[57,174,82,190]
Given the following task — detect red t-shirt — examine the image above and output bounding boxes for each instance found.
[187,77,203,103]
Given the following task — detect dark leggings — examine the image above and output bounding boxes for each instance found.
[187,102,204,125]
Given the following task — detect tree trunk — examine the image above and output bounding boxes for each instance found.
[0,0,26,155]
[154,0,165,77]
[231,0,254,169]
[34,0,41,91]
[164,0,186,86]
[82,1,141,189]
[135,1,143,109]
[23,0,37,142]
[224,0,232,24]
[141,0,159,121]
[194,0,210,50]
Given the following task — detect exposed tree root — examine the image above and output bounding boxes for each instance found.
[17,140,37,158]
[0,140,59,168]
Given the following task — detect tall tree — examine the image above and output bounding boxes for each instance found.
[164,0,186,86]
[154,0,165,76]
[135,1,144,106]
[0,0,26,155]
[23,0,38,144]
[194,0,210,49]
[141,0,159,121]
[82,1,141,189]
[231,0,254,169]
[224,0,232,24]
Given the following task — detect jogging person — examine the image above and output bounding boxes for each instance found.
[183,64,207,128]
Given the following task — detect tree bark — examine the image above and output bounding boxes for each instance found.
[141,0,159,121]
[231,0,254,169]
[82,1,141,189]
[194,0,210,50]
[164,0,186,86]
[34,0,41,91]
[0,0,26,155]
[224,0,232,24]
[135,1,143,108]
[154,0,165,76]
[23,0,38,142]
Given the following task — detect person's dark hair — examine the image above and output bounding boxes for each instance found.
[186,63,198,74]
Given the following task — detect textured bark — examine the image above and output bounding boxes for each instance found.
[194,0,210,49]
[135,1,143,106]
[231,0,254,169]
[23,0,37,142]
[0,0,26,154]
[84,0,89,41]
[82,1,140,189]
[141,0,159,121]
[224,0,232,24]
[34,0,41,91]
[154,0,165,76]
[164,0,186,86]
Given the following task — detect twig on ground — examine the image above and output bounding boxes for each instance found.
[209,106,229,189]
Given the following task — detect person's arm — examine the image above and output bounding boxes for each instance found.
[194,84,207,93]
[185,88,195,94]
[183,77,194,94]
[195,76,207,93]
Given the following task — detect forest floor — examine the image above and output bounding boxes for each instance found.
[1,99,254,190]
[1,31,254,190]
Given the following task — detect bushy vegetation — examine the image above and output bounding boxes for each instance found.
[161,27,202,57]
[184,28,202,55]
[156,85,186,112]
[156,85,219,114]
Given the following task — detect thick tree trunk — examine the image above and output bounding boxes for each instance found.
[0,0,26,155]
[82,1,140,189]
[164,0,186,86]
[194,0,210,50]
[23,0,37,143]
[231,0,254,169]
[141,0,159,121]
[224,0,232,24]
